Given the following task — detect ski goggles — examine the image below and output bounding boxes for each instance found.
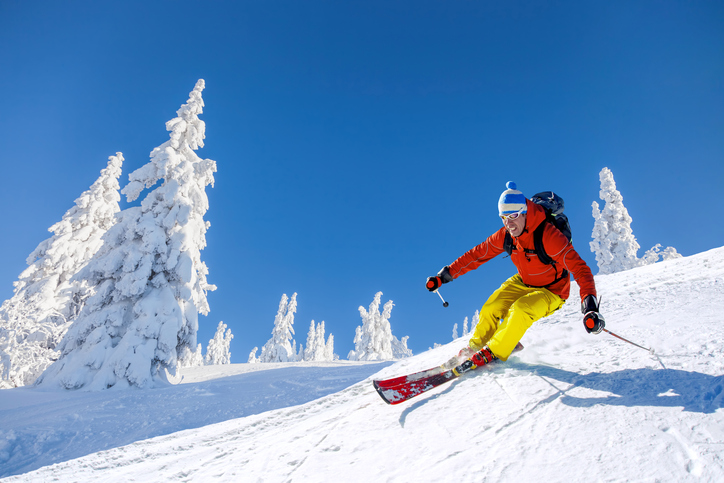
[500,208,526,221]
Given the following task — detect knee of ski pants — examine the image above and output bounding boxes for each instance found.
[468,276,527,350]
[468,317,498,351]
[488,289,565,360]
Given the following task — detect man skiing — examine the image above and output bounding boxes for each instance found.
[426,182,605,369]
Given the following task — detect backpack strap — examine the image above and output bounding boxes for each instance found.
[532,221,569,287]
[506,222,555,262]
[533,222,552,265]
[503,231,538,258]
[505,222,569,288]
[503,232,513,256]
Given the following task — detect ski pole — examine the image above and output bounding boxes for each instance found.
[603,328,654,355]
[434,289,449,307]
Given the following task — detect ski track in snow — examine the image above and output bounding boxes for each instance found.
[1,247,724,482]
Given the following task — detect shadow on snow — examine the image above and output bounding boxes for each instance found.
[511,362,724,414]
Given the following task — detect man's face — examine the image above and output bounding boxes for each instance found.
[502,211,526,237]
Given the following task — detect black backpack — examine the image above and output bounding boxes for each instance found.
[503,191,572,285]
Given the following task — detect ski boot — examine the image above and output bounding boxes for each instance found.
[452,346,496,376]
[442,346,476,370]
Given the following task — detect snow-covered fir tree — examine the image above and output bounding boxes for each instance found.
[36,80,217,390]
[247,347,259,364]
[323,333,336,361]
[304,320,323,362]
[0,154,123,388]
[251,293,298,363]
[205,321,233,365]
[463,310,477,337]
[295,340,304,362]
[590,167,641,274]
[303,320,336,362]
[178,343,204,368]
[591,167,680,274]
[348,292,411,361]
[452,310,478,343]
[391,334,413,359]
[642,244,682,265]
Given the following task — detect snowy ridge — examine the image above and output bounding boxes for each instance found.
[2,247,724,481]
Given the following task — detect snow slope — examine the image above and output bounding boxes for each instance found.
[2,247,723,482]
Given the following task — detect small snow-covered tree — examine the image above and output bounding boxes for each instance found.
[247,347,259,364]
[324,333,336,361]
[349,292,393,361]
[0,154,123,388]
[179,343,204,368]
[591,167,681,274]
[453,310,479,344]
[642,244,682,265]
[303,320,336,362]
[348,292,411,361]
[391,335,413,359]
[257,293,298,363]
[466,310,478,337]
[590,168,641,274]
[36,80,217,390]
[205,321,233,365]
[303,320,323,361]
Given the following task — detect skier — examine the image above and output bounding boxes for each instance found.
[426,182,605,369]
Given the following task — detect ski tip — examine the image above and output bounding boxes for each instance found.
[372,380,393,405]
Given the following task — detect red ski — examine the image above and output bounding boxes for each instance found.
[372,343,522,405]
[373,359,486,405]
[372,364,448,390]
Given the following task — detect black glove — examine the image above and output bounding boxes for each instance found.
[581,294,605,334]
[426,266,453,292]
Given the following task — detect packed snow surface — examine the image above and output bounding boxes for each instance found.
[2,247,723,481]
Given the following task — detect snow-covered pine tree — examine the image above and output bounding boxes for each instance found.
[452,309,480,344]
[590,167,641,274]
[36,80,217,390]
[303,320,322,361]
[303,320,335,362]
[469,310,478,337]
[178,343,204,368]
[0,154,123,388]
[391,334,413,359]
[642,244,682,265]
[464,310,478,337]
[348,292,411,361]
[205,321,233,365]
[247,347,259,364]
[294,340,304,362]
[349,292,393,361]
[256,293,298,363]
[590,167,680,274]
[323,333,336,361]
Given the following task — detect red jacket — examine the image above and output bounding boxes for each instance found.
[448,199,596,302]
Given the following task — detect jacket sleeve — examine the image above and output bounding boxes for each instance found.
[542,224,597,301]
[448,228,507,279]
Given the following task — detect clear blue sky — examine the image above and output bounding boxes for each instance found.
[1,1,722,361]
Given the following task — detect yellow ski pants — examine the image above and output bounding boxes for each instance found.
[469,274,565,360]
